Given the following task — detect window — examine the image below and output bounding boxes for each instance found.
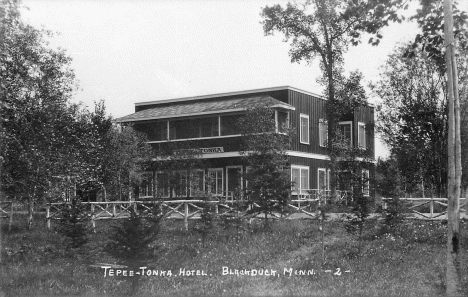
[358,122,366,148]
[291,165,309,194]
[156,172,169,198]
[220,114,242,136]
[319,119,328,147]
[338,121,352,145]
[172,171,188,198]
[362,169,370,196]
[318,168,329,191]
[208,168,223,195]
[139,173,153,198]
[189,170,205,196]
[300,114,309,144]
[276,111,289,133]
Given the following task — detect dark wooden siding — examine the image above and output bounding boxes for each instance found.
[287,90,328,155]
[353,105,375,159]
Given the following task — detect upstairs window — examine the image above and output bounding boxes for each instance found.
[358,122,366,148]
[338,122,352,146]
[319,119,328,147]
[300,114,309,144]
[276,111,289,133]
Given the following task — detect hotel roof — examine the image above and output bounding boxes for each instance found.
[115,95,295,123]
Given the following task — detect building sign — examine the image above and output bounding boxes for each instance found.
[199,147,224,154]
[174,147,224,155]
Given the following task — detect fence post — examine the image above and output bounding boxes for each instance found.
[46,205,51,230]
[133,201,138,215]
[184,202,189,231]
[8,202,13,231]
[112,203,116,217]
[430,198,434,219]
[91,204,96,232]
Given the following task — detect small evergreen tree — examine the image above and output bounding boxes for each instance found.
[56,198,90,251]
[238,102,294,229]
[105,207,161,267]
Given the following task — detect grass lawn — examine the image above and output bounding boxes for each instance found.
[1,213,468,296]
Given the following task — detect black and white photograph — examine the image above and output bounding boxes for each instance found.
[1,0,468,296]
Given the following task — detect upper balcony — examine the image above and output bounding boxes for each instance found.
[115,95,294,143]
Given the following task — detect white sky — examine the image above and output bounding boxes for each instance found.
[19,0,468,158]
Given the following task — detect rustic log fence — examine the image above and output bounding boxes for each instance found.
[0,201,14,231]
[45,199,323,231]
[382,197,468,220]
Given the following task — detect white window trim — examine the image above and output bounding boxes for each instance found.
[358,122,366,148]
[300,114,310,144]
[275,110,290,134]
[319,119,328,147]
[291,165,310,195]
[208,168,224,195]
[338,121,353,145]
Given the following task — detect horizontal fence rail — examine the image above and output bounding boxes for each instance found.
[382,197,468,220]
[45,199,324,231]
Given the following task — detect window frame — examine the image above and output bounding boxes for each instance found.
[275,110,290,133]
[291,165,310,195]
[338,121,353,146]
[300,114,310,144]
[207,168,224,196]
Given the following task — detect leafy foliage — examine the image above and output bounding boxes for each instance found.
[372,43,450,197]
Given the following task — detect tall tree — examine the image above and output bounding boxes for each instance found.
[261,0,402,198]
[238,103,293,228]
[372,43,448,197]
[443,0,462,294]
[1,0,79,227]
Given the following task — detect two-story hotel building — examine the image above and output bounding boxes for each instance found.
[115,86,375,200]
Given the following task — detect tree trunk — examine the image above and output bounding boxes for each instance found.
[27,194,34,229]
[443,1,462,295]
